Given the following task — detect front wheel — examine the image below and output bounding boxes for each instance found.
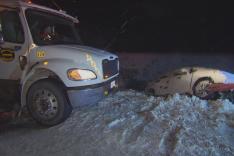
[193,77,214,99]
[27,80,72,126]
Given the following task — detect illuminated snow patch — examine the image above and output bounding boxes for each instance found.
[0,90,233,156]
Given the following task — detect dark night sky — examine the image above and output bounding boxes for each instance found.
[32,0,234,52]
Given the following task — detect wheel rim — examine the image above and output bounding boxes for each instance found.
[194,80,213,98]
[32,89,59,120]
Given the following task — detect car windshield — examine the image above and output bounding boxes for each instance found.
[25,9,82,46]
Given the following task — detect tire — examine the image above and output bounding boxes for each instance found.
[27,80,72,126]
[192,77,214,99]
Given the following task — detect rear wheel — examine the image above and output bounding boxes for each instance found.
[27,80,72,126]
[193,77,214,99]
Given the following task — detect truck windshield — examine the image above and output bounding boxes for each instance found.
[25,9,82,46]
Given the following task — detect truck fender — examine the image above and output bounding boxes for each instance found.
[20,69,59,109]
[20,59,75,108]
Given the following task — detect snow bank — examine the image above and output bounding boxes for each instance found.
[0,90,234,156]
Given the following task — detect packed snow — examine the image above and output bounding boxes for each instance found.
[0,90,234,156]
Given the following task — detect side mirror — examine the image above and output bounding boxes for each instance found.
[19,56,27,70]
[0,32,4,44]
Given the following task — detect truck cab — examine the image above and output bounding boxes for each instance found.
[0,0,119,126]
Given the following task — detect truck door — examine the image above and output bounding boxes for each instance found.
[0,7,28,106]
[0,7,28,80]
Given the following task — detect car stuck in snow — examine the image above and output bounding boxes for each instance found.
[0,0,119,126]
[146,67,234,99]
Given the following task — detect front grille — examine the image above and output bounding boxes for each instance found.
[102,58,118,79]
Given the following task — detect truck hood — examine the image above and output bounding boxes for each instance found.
[29,44,118,72]
[49,45,116,59]
[31,44,117,60]
[28,44,119,87]
[59,45,113,57]
[31,45,118,61]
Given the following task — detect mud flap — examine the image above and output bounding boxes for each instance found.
[0,80,20,111]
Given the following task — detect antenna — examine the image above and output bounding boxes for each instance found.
[51,0,62,11]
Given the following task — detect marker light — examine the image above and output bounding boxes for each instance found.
[67,69,97,81]
[43,61,49,66]
[26,0,32,4]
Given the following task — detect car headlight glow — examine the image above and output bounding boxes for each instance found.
[67,69,97,81]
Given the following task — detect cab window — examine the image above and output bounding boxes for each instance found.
[25,9,82,45]
[0,10,24,43]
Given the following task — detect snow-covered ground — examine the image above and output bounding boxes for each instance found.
[0,90,234,156]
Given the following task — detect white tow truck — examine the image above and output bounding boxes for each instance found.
[0,0,119,126]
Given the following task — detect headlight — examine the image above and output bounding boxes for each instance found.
[67,69,97,81]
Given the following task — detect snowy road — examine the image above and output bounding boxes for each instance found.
[0,90,234,156]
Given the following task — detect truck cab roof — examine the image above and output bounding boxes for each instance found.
[0,0,79,23]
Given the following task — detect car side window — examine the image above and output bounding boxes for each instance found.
[173,68,188,76]
[0,10,24,43]
[173,71,187,76]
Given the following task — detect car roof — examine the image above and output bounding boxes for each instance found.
[0,0,79,23]
[183,66,219,71]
